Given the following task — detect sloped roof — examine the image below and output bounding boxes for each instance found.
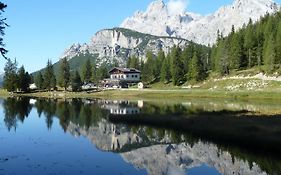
[109,67,141,74]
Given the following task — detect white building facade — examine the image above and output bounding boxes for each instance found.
[109,68,141,83]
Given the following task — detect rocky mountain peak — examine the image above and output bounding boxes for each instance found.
[147,0,166,14]
[60,28,189,66]
[60,43,89,60]
[231,0,278,12]
[120,0,279,45]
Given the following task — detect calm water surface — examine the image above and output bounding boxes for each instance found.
[0,97,281,175]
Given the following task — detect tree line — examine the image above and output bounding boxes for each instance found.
[138,10,281,84]
[211,11,281,75]
[34,58,110,92]
[131,43,210,86]
[3,59,32,92]
[4,8,281,91]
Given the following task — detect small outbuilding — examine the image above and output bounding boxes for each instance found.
[138,82,144,89]
[29,83,37,90]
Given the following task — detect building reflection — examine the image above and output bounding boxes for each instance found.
[100,100,142,115]
[2,97,281,175]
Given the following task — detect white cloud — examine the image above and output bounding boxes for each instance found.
[167,0,189,16]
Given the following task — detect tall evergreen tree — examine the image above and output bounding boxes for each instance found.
[181,43,195,75]
[71,71,82,92]
[17,66,30,92]
[187,53,200,82]
[215,39,230,75]
[59,58,70,90]
[229,32,244,70]
[244,19,257,68]
[263,33,276,73]
[44,60,56,90]
[255,22,265,67]
[142,51,155,83]
[126,56,132,68]
[171,46,184,85]
[91,63,98,83]
[129,56,140,70]
[160,55,172,83]
[3,58,18,92]
[154,50,165,78]
[82,58,92,83]
[50,75,56,90]
[35,72,44,89]
[275,21,281,67]
[97,63,109,80]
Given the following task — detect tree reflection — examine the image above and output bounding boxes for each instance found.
[3,97,32,131]
[35,98,107,131]
[35,99,57,130]
[3,97,281,174]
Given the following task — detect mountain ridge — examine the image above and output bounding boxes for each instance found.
[121,0,279,45]
[60,27,189,66]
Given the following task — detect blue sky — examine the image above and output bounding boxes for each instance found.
[1,0,280,72]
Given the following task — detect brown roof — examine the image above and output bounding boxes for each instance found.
[109,67,141,74]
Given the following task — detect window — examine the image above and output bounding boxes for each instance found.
[126,75,129,78]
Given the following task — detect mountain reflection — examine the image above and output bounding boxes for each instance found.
[2,97,281,175]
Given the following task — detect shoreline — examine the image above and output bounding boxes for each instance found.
[4,88,281,101]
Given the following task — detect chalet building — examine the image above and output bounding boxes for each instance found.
[101,67,141,88]
[109,67,141,83]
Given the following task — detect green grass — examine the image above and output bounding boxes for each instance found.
[5,68,281,101]
[15,88,281,101]
[0,89,9,97]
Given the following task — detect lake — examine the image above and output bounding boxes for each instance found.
[0,97,281,175]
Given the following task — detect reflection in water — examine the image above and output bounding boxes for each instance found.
[1,97,281,175]
[3,97,32,131]
[122,142,265,175]
[101,100,141,115]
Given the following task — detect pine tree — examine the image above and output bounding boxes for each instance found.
[215,39,230,75]
[35,72,44,89]
[82,58,92,83]
[142,51,155,83]
[59,58,70,90]
[188,53,198,81]
[171,46,184,85]
[97,63,109,80]
[275,21,281,67]
[244,19,256,68]
[91,63,98,83]
[160,55,171,83]
[263,34,276,73]
[50,75,56,90]
[3,58,18,92]
[181,43,195,75]
[229,33,244,70]
[71,71,82,92]
[17,66,30,92]
[210,45,218,71]
[129,56,140,70]
[44,60,56,90]
[255,22,265,67]
[154,50,165,78]
[126,56,132,68]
